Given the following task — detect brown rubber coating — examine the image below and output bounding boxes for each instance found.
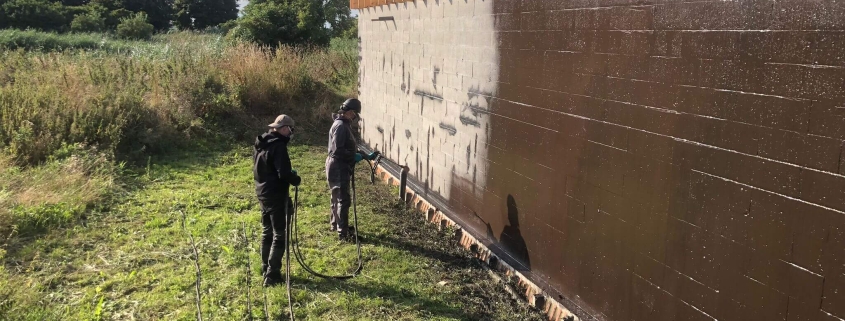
[358,1,845,320]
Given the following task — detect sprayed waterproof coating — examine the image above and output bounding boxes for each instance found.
[359,1,845,320]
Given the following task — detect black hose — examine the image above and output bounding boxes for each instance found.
[263,198,297,321]
[282,166,366,321]
[242,222,253,321]
[285,201,295,321]
[262,283,270,321]
[289,172,364,280]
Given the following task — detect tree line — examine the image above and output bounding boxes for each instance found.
[0,0,356,44]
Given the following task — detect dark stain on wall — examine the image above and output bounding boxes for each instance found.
[401,61,407,93]
[420,98,425,115]
[357,37,362,96]
[414,89,443,101]
[415,89,443,116]
[438,122,457,136]
[459,115,481,127]
[473,134,478,159]
[466,144,471,171]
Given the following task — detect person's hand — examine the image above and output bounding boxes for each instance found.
[291,174,302,187]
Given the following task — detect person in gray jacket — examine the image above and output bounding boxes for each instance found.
[326,98,378,241]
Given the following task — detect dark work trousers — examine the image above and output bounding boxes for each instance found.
[259,195,293,279]
[326,157,352,236]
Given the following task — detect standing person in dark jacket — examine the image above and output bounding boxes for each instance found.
[326,99,378,241]
[254,114,301,287]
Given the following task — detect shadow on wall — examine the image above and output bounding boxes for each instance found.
[500,195,530,270]
[477,194,531,271]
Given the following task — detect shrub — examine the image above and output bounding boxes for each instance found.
[116,12,154,40]
[0,29,137,51]
[70,11,106,33]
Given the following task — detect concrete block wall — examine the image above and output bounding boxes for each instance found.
[358,0,499,204]
[358,1,845,320]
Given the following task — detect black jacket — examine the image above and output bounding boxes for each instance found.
[254,132,297,199]
[327,114,357,164]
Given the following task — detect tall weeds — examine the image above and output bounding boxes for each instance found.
[0,33,357,165]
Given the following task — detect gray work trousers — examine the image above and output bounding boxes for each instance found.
[326,157,352,235]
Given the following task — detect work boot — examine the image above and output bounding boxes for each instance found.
[263,277,283,287]
[263,271,283,287]
[338,233,356,243]
[338,226,357,242]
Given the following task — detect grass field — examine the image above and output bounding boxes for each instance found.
[0,131,546,320]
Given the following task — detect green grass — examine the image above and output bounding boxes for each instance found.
[0,29,229,55]
[0,135,545,320]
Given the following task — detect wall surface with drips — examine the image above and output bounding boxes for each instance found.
[358,1,845,320]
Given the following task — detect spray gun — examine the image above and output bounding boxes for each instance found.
[365,151,383,184]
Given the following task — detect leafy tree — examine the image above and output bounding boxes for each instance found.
[231,0,330,47]
[116,11,153,40]
[70,10,105,32]
[60,0,89,5]
[0,4,6,29]
[172,0,191,30]
[173,0,238,30]
[1,0,68,32]
[324,0,354,38]
[87,0,129,29]
[122,0,174,31]
[63,4,89,22]
[195,0,237,29]
[340,17,357,39]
